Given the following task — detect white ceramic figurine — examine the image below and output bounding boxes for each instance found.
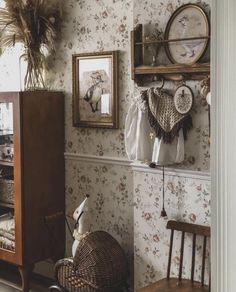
[72,195,91,257]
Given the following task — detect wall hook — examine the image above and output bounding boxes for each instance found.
[152,77,165,89]
[150,76,165,90]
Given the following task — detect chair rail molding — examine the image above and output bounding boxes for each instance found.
[212,0,236,291]
[64,152,210,181]
[64,152,131,167]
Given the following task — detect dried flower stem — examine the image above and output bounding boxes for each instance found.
[0,0,62,90]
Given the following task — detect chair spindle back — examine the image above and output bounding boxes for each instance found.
[166,220,210,287]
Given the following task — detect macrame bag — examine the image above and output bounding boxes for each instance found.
[146,88,192,144]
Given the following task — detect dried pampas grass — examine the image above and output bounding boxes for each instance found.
[0,0,62,89]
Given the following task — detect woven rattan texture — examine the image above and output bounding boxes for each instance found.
[55,231,128,292]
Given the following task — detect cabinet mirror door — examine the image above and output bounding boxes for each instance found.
[0,102,15,253]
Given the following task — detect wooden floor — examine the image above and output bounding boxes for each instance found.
[0,280,49,291]
[0,263,51,291]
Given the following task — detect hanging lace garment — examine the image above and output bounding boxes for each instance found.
[125,88,192,165]
[125,92,153,161]
[145,87,193,217]
[151,130,184,165]
[144,88,192,165]
[146,88,192,143]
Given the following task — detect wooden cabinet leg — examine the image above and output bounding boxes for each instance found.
[18,266,33,292]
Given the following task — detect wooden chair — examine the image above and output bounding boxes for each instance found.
[139,220,211,292]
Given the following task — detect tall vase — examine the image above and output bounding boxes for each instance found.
[20,47,46,91]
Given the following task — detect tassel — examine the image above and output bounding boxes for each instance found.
[148,164,168,217]
[161,166,168,218]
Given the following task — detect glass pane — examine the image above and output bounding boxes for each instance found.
[0,102,15,252]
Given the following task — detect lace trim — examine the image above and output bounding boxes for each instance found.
[134,91,148,112]
[142,88,193,143]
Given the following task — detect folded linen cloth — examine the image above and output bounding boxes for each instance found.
[0,215,15,251]
[0,216,15,233]
[0,212,13,221]
[0,235,15,251]
[0,230,15,241]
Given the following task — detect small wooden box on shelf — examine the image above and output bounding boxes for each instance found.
[131,24,210,84]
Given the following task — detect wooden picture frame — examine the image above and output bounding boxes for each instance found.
[72,51,119,129]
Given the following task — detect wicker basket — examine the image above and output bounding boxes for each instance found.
[0,178,14,205]
[54,231,129,292]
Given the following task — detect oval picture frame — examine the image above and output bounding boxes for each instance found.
[164,4,210,65]
[174,85,193,114]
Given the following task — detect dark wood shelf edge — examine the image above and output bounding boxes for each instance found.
[134,63,210,75]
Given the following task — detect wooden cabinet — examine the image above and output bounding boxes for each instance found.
[0,91,65,291]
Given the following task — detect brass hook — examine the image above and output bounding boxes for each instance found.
[151,76,165,87]
[181,74,187,85]
[201,75,210,87]
[153,77,165,89]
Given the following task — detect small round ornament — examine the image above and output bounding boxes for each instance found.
[174,85,193,114]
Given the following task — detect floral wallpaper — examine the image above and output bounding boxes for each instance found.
[133,1,211,290]
[0,0,211,291]
[0,0,210,171]
[65,158,134,284]
[134,0,211,27]
[47,0,134,159]
[65,159,134,253]
[134,170,211,290]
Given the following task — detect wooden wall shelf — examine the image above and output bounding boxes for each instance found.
[134,63,210,75]
[131,24,210,83]
[134,63,210,82]
[135,36,210,46]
